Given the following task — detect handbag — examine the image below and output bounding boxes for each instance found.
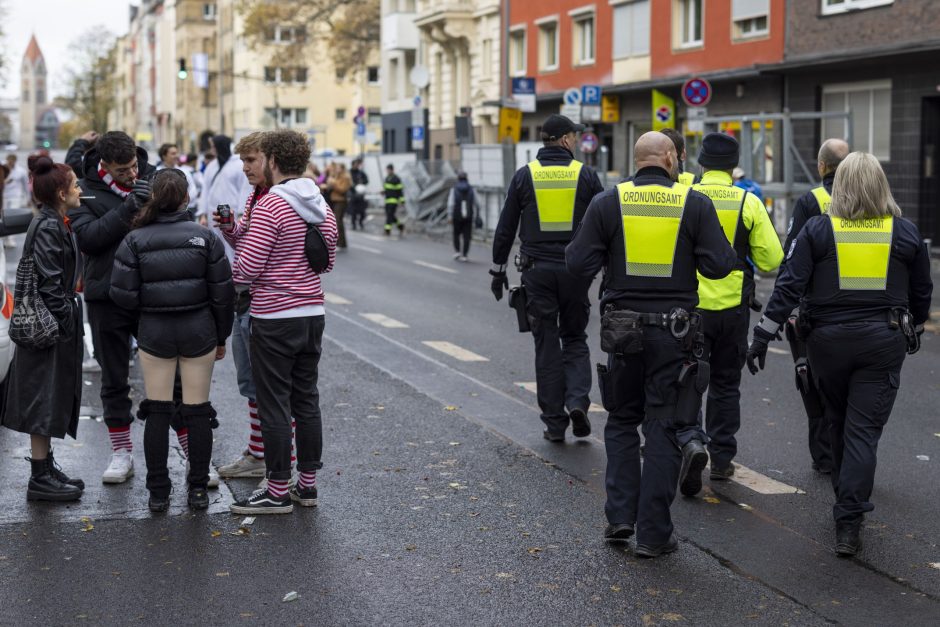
[305,223,330,273]
[10,218,60,350]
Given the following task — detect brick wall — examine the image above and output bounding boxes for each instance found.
[786,0,940,59]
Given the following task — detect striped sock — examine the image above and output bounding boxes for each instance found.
[298,470,316,490]
[267,479,288,499]
[248,400,264,459]
[108,426,132,452]
[177,428,189,459]
[290,419,296,465]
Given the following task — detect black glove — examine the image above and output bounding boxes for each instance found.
[748,293,764,313]
[131,179,152,206]
[746,327,776,375]
[489,270,509,301]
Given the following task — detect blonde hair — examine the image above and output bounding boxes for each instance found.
[235,131,265,156]
[829,151,901,220]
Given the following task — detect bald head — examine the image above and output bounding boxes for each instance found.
[635,132,679,178]
[818,139,849,177]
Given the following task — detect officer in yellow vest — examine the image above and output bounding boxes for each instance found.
[782,138,849,474]
[566,132,736,557]
[490,114,605,441]
[688,133,783,492]
[747,152,932,556]
[662,128,697,186]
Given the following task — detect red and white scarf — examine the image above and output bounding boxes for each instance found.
[98,166,133,198]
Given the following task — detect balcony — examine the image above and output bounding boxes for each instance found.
[413,4,474,44]
[382,12,419,51]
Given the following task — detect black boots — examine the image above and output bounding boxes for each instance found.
[139,399,176,507]
[27,457,83,502]
[835,524,861,556]
[48,449,85,490]
[181,402,217,511]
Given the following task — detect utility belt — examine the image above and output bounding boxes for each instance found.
[600,304,702,356]
[796,308,919,354]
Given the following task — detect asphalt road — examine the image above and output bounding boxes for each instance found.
[0,218,938,625]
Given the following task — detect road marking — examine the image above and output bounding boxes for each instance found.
[413,260,458,274]
[360,313,409,329]
[719,463,805,495]
[349,244,382,254]
[516,382,605,413]
[356,233,387,243]
[325,293,352,305]
[423,341,489,362]
[768,347,789,355]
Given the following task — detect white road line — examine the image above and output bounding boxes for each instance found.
[423,341,489,362]
[768,347,789,355]
[349,244,382,254]
[356,233,387,243]
[515,382,604,413]
[325,293,352,305]
[360,313,409,329]
[413,260,459,274]
[718,463,805,495]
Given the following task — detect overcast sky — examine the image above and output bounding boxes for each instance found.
[1,0,132,100]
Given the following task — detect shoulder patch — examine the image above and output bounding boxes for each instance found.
[786,239,797,260]
[188,236,206,248]
[786,217,793,235]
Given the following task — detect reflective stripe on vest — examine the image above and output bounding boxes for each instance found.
[617,181,691,277]
[693,183,746,245]
[677,171,695,186]
[830,215,894,290]
[528,160,583,232]
[812,186,831,214]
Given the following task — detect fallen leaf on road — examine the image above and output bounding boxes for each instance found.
[610,585,621,592]
[739,503,753,511]
[929,563,940,570]
[703,496,720,504]
[495,572,513,579]
[536,582,559,591]
[216,572,229,577]
[527,547,543,555]
[661,613,684,621]
[444,406,458,411]
[916,455,930,461]
[80,517,94,532]
[282,591,299,603]
[405,544,417,551]
[449,441,461,446]
[210,530,222,538]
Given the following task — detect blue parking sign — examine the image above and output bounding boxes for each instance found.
[582,85,601,106]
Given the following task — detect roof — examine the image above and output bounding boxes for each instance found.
[23,35,43,64]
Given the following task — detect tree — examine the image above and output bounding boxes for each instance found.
[57,26,117,134]
[237,0,380,80]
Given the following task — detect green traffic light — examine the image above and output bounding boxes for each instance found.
[178,69,188,80]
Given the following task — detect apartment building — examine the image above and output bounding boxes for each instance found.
[380,0,424,155]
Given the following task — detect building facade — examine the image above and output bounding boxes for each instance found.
[380,0,422,155]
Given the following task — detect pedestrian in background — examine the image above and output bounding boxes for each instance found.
[156,143,198,215]
[1,156,85,502]
[732,167,764,203]
[748,152,932,556]
[4,154,30,209]
[349,158,369,230]
[64,130,99,178]
[383,163,405,236]
[227,130,338,514]
[448,171,479,261]
[68,130,155,484]
[110,168,234,512]
[324,163,351,249]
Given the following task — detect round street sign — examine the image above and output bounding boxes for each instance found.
[682,77,712,107]
[563,87,583,105]
[580,132,599,154]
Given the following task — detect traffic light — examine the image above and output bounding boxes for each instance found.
[177,58,188,80]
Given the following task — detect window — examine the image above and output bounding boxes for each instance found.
[264,107,308,128]
[613,1,650,58]
[538,20,559,71]
[573,14,595,65]
[509,28,526,75]
[821,0,893,15]
[203,3,217,20]
[265,25,307,43]
[264,66,277,83]
[677,0,703,48]
[335,108,347,121]
[263,67,308,84]
[368,66,380,84]
[368,108,382,125]
[732,0,769,39]
[822,80,891,160]
[294,67,308,83]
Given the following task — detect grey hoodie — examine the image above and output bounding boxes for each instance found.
[270,177,330,224]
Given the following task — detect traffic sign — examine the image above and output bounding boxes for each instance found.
[511,77,537,113]
[498,107,523,143]
[579,132,599,154]
[411,126,425,150]
[581,105,601,123]
[687,107,708,133]
[681,77,712,107]
[581,85,601,106]
[413,95,422,107]
[601,95,620,123]
[560,104,582,124]
[563,88,582,106]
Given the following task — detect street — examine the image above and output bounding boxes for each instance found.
[0,222,939,625]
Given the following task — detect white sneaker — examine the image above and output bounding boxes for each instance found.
[453,252,461,260]
[218,452,266,478]
[102,451,134,484]
[186,462,221,489]
[256,473,298,490]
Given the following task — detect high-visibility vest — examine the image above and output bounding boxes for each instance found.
[692,181,749,309]
[617,181,691,277]
[830,214,894,290]
[694,183,747,247]
[528,160,583,232]
[812,186,831,214]
[677,171,695,186]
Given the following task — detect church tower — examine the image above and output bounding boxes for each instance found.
[20,35,47,149]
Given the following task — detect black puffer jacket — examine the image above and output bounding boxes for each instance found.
[110,212,235,359]
[69,144,156,302]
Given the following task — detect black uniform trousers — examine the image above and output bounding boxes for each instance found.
[807,322,906,527]
[701,304,749,470]
[384,202,400,230]
[521,262,592,433]
[601,327,703,545]
[250,315,325,481]
[87,300,139,428]
[452,217,472,256]
[790,322,833,470]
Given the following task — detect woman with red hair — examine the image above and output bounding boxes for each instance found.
[1,155,85,501]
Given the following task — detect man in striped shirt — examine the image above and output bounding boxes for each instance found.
[225,130,339,514]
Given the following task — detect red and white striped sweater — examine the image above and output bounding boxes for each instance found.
[230,187,337,317]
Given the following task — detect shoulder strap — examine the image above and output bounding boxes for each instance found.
[22,215,43,253]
